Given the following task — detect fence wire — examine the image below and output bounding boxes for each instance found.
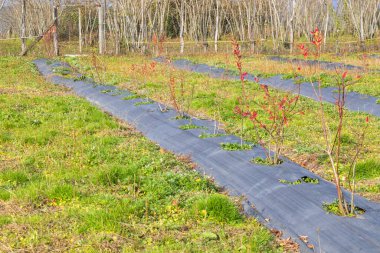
[1,36,379,56]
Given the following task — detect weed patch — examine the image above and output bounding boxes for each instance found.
[199,133,226,139]
[191,194,242,223]
[0,215,12,227]
[323,200,365,216]
[179,124,206,130]
[0,189,11,201]
[220,142,252,151]
[252,157,283,166]
[123,94,144,100]
[279,176,319,185]
[52,66,71,76]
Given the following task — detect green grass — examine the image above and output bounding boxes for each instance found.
[0,57,281,252]
[355,159,380,180]
[191,194,242,223]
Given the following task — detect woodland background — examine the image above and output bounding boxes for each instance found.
[0,0,379,54]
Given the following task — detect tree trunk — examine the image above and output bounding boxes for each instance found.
[359,9,365,51]
[78,8,82,54]
[179,0,185,54]
[21,0,26,54]
[53,5,59,56]
[214,0,219,53]
[289,0,296,53]
[98,2,105,54]
[323,2,329,49]
[113,8,120,55]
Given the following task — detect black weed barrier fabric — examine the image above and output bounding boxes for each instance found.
[34,59,380,253]
[154,57,380,117]
[268,56,366,71]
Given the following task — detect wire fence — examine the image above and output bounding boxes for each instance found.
[147,38,380,56]
[1,35,379,57]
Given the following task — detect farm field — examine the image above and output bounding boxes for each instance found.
[2,0,380,251]
[0,57,284,252]
[60,54,380,201]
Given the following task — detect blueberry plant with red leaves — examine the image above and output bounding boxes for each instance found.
[235,82,302,165]
[163,58,195,118]
[232,39,249,147]
[232,40,302,164]
[305,27,369,216]
[298,44,309,58]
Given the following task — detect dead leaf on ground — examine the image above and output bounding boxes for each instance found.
[299,235,309,243]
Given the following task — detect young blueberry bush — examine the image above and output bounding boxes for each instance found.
[305,27,369,216]
[161,58,195,119]
[238,84,302,165]
[232,40,302,165]
[232,39,248,147]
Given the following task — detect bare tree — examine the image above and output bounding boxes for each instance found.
[0,0,7,11]
[1,0,380,54]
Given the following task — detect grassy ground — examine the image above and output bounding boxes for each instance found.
[0,57,285,252]
[61,54,380,202]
